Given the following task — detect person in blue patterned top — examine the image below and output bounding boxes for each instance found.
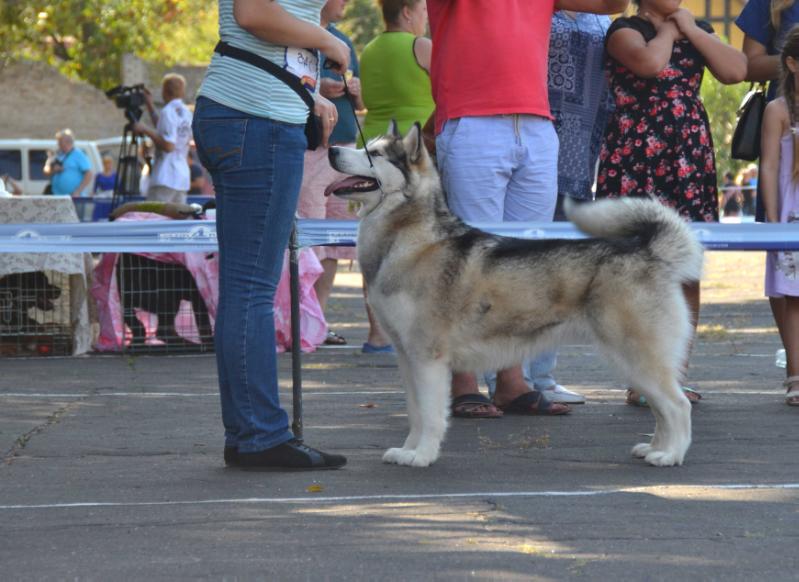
[549,10,613,215]
[193,0,350,471]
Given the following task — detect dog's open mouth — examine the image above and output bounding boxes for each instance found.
[324,176,380,197]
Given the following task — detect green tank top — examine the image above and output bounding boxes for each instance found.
[359,32,435,145]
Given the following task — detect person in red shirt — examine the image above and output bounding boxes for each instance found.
[426,0,629,418]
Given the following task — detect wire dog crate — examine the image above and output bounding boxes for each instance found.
[116,253,214,354]
[0,270,74,357]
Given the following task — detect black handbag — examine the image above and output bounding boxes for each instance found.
[214,41,322,150]
[731,83,768,161]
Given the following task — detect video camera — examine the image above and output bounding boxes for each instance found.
[106,84,147,124]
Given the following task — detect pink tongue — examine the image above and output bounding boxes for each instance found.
[324,176,365,197]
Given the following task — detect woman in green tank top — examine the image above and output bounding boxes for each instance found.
[359,0,435,145]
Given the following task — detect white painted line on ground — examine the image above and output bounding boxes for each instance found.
[1,483,797,511]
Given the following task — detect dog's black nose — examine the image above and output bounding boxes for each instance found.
[328,147,338,165]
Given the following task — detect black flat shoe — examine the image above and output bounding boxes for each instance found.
[224,446,239,467]
[236,439,347,471]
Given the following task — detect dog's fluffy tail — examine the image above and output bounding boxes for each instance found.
[565,197,704,282]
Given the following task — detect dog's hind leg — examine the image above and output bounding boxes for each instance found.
[625,362,691,466]
[596,295,692,467]
[383,357,450,468]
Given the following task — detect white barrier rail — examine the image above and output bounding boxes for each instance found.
[1,219,799,252]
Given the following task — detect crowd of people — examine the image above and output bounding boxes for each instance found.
[166,0,799,470]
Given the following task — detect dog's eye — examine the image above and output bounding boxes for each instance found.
[368,151,382,158]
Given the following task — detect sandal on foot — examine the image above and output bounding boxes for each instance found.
[451,393,503,418]
[625,386,702,408]
[495,390,571,416]
[784,376,799,406]
[362,342,395,354]
[323,330,347,346]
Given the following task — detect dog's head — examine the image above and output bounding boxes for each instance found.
[325,121,438,216]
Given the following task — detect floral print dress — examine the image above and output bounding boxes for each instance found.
[596,16,718,222]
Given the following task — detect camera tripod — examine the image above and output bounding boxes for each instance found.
[110,122,143,210]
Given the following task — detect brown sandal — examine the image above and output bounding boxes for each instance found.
[323,330,347,346]
[784,376,799,406]
[495,390,571,416]
[451,394,503,418]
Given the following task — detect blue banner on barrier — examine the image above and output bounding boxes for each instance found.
[0,219,797,252]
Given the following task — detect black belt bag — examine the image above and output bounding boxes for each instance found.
[214,41,322,150]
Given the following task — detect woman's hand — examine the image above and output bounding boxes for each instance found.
[667,8,698,37]
[314,93,338,148]
[656,18,684,41]
[320,33,350,75]
[346,76,361,100]
[320,78,346,99]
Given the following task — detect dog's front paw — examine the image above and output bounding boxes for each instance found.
[383,447,415,465]
[631,443,653,458]
[408,451,437,467]
[644,449,684,467]
[382,447,436,467]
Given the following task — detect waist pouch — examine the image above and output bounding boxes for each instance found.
[214,41,321,150]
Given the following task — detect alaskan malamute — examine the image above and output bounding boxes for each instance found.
[326,122,703,468]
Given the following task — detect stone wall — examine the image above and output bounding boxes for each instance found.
[0,58,207,141]
[0,61,125,140]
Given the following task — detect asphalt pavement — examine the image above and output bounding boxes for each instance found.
[1,261,798,581]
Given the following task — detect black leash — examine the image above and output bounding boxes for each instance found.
[324,59,376,170]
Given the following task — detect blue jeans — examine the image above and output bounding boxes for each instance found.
[193,97,305,453]
[436,115,559,392]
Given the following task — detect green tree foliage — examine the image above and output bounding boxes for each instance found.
[338,0,383,54]
[141,1,218,68]
[0,0,217,90]
[700,65,750,181]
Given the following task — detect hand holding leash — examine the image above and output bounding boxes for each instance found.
[320,36,349,74]
[313,93,338,148]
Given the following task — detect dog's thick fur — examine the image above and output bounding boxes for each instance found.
[327,122,704,468]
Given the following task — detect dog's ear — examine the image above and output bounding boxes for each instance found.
[402,122,425,164]
[386,119,400,138]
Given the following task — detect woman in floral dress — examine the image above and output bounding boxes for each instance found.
[596,0,746,405]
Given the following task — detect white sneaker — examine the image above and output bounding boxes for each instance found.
[539,384,585,404]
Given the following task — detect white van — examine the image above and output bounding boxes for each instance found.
[0,137,123,196]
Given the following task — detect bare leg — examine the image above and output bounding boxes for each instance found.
[314,258,338,313]
[783,296,799,378]
[770,296,787,349]
[783,297,799,405]
[680,280,700,380]
[363,282,391,347]
[492,367,540,407]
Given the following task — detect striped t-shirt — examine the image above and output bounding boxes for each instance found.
[198,0,324,124]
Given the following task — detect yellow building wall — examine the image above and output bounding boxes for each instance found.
[685,0,748,47]
[623,1,749,48]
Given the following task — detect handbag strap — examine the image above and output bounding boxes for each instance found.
[213,41,315,112]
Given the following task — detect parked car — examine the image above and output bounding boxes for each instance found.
[0,137,123,196]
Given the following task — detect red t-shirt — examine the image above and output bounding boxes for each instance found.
[427,0,556,134]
